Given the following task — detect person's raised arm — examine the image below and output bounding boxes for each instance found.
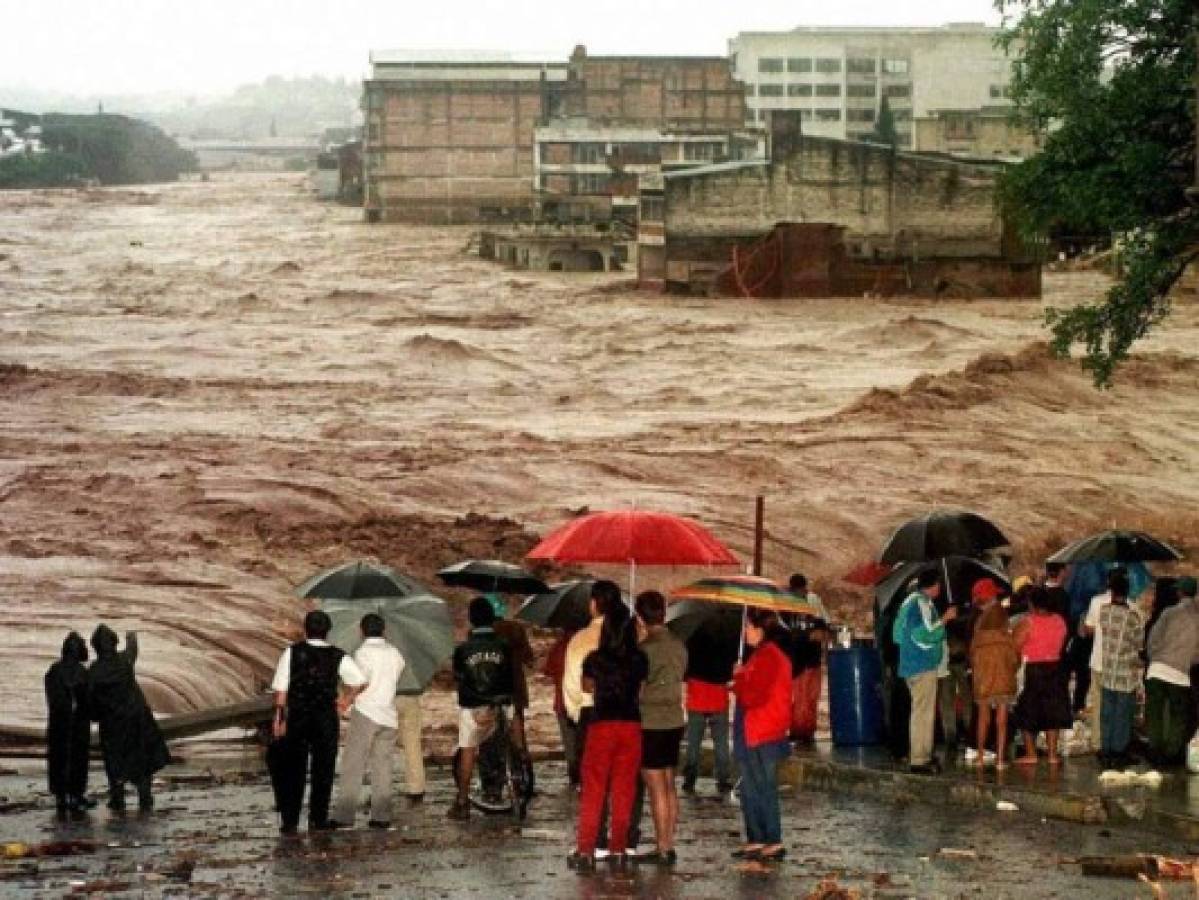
[123,631,139,666]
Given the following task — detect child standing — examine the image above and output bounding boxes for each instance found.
[1097,574,1146,768]
[968,580,1019,769]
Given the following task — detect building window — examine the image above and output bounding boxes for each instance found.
[788,84,813,97]
[815,84,841,97]
[884,84,911,99]
[367,122,380,142]
[641,195,664,222]
[815,58,842,74]
[893,109,912,122]
[759,84,785,97]
[847,108,875,123]
[847,84,876,98]
[944,114,976,140]
[572,143,605,164]
[575,173,610,194]
[882,58,910,75]
[799,109,813,121]
[815,109,841,122]
[758,58,785,74]
[745,84,756,97]
[847,57,876,75]
[989,84,1012,99]
[684,142,723,161]
[787,58,811,73]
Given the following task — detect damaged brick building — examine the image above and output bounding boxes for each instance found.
[362,47,754,225]
[638,110,1041,298]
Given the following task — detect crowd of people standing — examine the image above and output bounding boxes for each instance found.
[892,562,1199,773]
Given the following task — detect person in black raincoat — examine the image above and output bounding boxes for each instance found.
[89,625,170,810]
[45,632,95,813]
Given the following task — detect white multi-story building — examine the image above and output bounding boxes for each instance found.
[729,23,1017,151]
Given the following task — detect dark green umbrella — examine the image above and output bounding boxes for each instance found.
[665,599,741,675]
[297,560,429,601]
[873,555,1010,616]
[516,580,594,631]
[1047,529,1182,565]
[321,594,453,694]
[438,559,548,595]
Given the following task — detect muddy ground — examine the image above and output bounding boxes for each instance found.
[0,759,1194,898]
[1,173,1198,740]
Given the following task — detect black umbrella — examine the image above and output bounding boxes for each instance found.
[516,580,594,631]
[296,560,430,601]
[1047,529,1182,565]
[874,555,1011,617]
[665,599,742,675]
[438,559,549,595]
[879,510,1009,565]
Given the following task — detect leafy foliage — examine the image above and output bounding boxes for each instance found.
[871,96,899,147]
[41,114,196,185]
[997,0,1198,385]
[0,151,88,188]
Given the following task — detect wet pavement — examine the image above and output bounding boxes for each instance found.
[2,755,1196,898]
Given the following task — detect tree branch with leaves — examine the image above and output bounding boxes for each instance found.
[996,0,1197,386]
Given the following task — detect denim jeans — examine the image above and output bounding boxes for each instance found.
[1100,688,1135,756]
[739,739,790,845]
[682,710,733,786]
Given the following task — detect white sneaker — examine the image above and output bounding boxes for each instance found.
[594,848,611,860]
[983,751,997,764]
[964,748,979,762]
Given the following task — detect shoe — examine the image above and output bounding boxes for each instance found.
[732,846,764,859]
[279,824,299,836]
[753,846,787,862]
[446,799,470,821]
[717,781,735,794]
[964,747,979,762]
[70,795,98,811]
[929,758,944,774]
[637,849,677,866]
[367,820,391,830]
[405,793,424,805]
[909,763,938,776]
[55,795,69,814]
[566,852,596,872]
[681,780,696,795]
[606,853,630,871]
[310,820,345,831]
[593,847,611,860]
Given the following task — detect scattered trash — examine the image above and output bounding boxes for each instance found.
[938,848,979,860]
[1098,769,1164,788]
[3,840,98,859]
[996,801,1019,812]
[803,877,862,899]
[1077,854,1199,880]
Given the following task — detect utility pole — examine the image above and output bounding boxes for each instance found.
[752,496,765,576]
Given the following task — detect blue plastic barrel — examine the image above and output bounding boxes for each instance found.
[827,644,885,746]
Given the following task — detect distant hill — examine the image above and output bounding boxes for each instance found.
[0,75,362,141]
[0,113,196,189]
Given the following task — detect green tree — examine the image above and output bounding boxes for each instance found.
[871,95,898,147]
[997,0,1197,385]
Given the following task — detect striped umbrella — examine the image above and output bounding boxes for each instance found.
[670,574,822,616]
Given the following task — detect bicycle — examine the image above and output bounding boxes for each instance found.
[468,703,533,821]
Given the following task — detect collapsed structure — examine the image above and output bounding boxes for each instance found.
[637,111,1041,298]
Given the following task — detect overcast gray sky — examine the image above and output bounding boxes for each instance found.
[8,0,1002,96]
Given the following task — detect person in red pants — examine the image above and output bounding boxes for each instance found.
[568,600,649,873]
[785,574,828,745]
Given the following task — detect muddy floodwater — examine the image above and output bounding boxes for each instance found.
[0,759,1193,898]
[2,173,1199,741]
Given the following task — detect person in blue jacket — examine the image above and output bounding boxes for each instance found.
[893,570,957,774]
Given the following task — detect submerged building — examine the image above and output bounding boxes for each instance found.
[362,47,755,224]
[638,111,1041,298]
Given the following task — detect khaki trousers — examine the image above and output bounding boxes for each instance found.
[396,694,426,795]
[333,708,396,825]
[1087,672,1103,751]
[907,670,939,767]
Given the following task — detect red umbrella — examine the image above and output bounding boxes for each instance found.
[526,509,739,594]
[843,560,892,587]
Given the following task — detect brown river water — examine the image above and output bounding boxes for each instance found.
[2,172,1198,743]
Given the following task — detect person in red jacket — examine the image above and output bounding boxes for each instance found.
[731,608,793,863]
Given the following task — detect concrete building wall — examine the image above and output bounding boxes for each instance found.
[661,133,1005,259]
[913,110,1042,159]
[730,23,1015,150]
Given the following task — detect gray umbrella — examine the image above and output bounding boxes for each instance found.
[321,594,453,694]
[516,579,595,631]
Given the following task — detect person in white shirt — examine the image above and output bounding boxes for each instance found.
[269,610,367,834]
[328,613,406,828]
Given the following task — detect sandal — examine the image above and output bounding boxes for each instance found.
[754,846,787,862]
[732,845,764,859]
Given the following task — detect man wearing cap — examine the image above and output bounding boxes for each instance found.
[1145,576,1199,766]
